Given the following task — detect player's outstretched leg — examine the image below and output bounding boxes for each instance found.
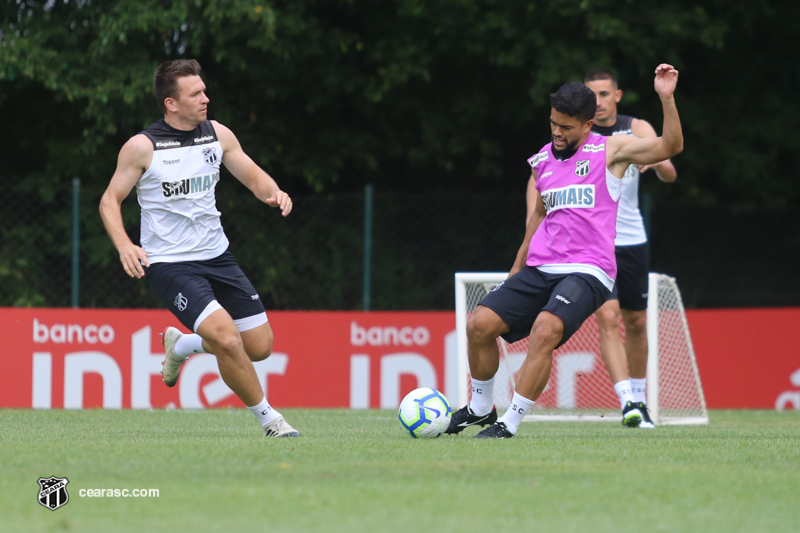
[445,405,498,434]
[621,401,643,427]
[160,326,187,387]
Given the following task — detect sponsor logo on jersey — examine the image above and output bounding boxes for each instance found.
[575,160,590,177]
[202,146,218,165]
[194,135,214,143]
[611,129,632,136]
[155,140,181,148]
[161,172,219,198]
[541,184,595,213]
[163,159,180,165]
[528,152,549,168]
[538,171,553,180]
[582,143,605,153]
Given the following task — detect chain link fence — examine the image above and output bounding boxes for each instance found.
[1,180,798,310]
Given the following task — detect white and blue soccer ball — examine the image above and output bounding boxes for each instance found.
[398,387,452,438]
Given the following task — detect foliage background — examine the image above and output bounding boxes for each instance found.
[1,0,798,309]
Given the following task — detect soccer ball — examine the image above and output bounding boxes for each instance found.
[398,388,452,438]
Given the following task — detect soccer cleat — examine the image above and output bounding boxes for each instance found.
[444,405,498,435]
[474,421,515,439]
[621,401,643,428]
[264,416,301,437]
[160,326,186,387]
[637,402,656,429]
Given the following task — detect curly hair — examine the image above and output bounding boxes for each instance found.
[549,82,597,123]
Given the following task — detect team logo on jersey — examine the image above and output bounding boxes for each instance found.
[527,152,549,168]
[575,160,590,177]
[582,143,604,153]
[37,476,70,511]
[161,172,219,198]
[541,184,595,214]
[174,293,188,312]
[202,146,218,165]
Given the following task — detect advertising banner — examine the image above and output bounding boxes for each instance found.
[1,307,798,410]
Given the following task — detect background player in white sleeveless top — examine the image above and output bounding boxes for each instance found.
[585,68,677,428]
[100,60,300,437]
[450,64,683,438]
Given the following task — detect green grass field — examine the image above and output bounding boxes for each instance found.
[2,409,799,533]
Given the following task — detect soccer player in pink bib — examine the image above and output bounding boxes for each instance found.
[446,64,683,439]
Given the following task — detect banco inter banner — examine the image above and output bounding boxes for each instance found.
[0,308,458,409]
[1,307,798,409]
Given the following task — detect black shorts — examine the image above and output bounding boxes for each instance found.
[479,266,611,347]
[608,243,649,311]
[144,250,266,332]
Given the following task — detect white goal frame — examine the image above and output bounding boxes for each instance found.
[455,272,709,425]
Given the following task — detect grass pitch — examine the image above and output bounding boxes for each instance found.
[2,409,799,533]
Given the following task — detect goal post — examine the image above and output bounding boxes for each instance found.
[454,272,708,425]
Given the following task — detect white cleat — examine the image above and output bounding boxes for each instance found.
[264,416,301,437]
[160,326,185,387]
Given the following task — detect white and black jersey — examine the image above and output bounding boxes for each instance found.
[137,119,228,263]
[592,115,647,246]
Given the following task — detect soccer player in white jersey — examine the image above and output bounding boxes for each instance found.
[447,64,683,438]
[584,68,678,428]
[100,59,300,437]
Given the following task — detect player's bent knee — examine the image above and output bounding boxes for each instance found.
[531,313,564,348]
[467,308,504,342]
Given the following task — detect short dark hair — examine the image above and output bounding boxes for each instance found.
[153,59,203,113]
[584,68,618,89]
[549,82,596,123]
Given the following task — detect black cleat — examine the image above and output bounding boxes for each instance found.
[622,401,643,428]
[445,405,498,435]
[474,421,514,439]
[636,402,656,429]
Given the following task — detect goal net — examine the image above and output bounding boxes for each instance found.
[454,272,708,425]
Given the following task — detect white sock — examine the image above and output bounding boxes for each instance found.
[174,333,205,359]
[468,377,495,416]
[630,378,647,404]
[247,397,281,428]
[497,392,535,435]
[614,380,635,409]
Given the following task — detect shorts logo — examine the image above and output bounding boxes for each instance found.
[38,476,70,511]
[202,146,218,165]
[174,293,188,311]
[575,160,590,177]
[555,294,571,304]
[491,282,505,292]
[250,294,260,301]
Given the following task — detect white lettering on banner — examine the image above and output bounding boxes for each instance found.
[33,318,115,344]
[556,352,596,409]
[130,327,164,409]
[350,321,430,347]
[63,352,123,409]
[775,367,800,410]
[32,352,53,409]
[380,353,437,408]
[179,354,289,408]
[350,355,370,409]
[31,325,290,409]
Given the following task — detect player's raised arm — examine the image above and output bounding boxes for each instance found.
[213,121,293,217]
[607,64,683,175]
[99,135,153,278]
[631,118,678,182]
